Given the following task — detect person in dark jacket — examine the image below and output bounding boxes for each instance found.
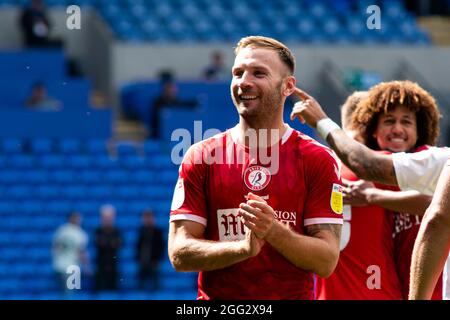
[20,0,62,48]
[149,73,198,139]
[94,204,123,292]
[136,210,164,291]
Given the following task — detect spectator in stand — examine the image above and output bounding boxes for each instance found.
[25,81,62,111]
[94,204,123,292]
[136,210,164,291]
[52,212,90,295]
[19,0,63,48]
[149,72,198,139]
[202,51,229,81]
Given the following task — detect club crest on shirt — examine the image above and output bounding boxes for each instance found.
[330,183,343,214]
[243,165,271,191]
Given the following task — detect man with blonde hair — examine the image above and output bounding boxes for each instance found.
[168,36,343,299]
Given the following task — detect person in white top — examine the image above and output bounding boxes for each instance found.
[289,85,450,300]
[52,212,89,294]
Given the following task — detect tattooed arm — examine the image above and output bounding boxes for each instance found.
[265,222,341,278]
[168,220,264,272]
[326,130,398,186]
[239,195,341,278]
[290,87,398,186]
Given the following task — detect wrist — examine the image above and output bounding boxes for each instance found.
[316,118,341,140]
[264,219,280,243]
[365,188,378,205]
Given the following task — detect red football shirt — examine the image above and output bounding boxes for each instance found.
[170,126,343,300]
[316,165,403,300]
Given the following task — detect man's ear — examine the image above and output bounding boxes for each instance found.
[282,76,296,97]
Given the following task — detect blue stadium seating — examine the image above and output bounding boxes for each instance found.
[0,135,192,299]
[7,155,36,169]
[1,0,430,44]
[57,139,83,154]
[0,138,23,154]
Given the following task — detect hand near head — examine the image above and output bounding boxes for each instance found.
[290,87,328,128]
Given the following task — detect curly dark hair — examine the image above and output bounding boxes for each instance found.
[349,80,441,150]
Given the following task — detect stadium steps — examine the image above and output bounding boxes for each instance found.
[114,116,148,142]
[418,16,450,46]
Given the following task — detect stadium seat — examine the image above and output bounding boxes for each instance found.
[62,185,88,200]
[0,233,13,247]
[46,200,72,214]
[0,170,21,184]
[114,185,141,200]
[115,141,139,157]
[30,138,54,154]
[57,139,82,154]
[0,247,24,263]
[93,155,120,170]
[78,170,103,184]
[130,169,154,184]
[155,170,178,185]
[49,169,76,184]
[39,155,65,169]
[88,185,113,200]
[140,186,165,200]
[86,139,109,154]
[104,169,129,183]
[7,154,36,169]
[21,169,48,184]
[160,275,197,291]
[0,138,23,154]
[5,185,33,200]
[65,155,93,169]
[17,200,45,215]
[128,201,152,215]
[75,200,99,213]
[120,156,145,170]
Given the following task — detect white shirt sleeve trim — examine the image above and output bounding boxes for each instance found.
[304,217,343,226]
[170,213,207,226]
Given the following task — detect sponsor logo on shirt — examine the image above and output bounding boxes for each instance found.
[273,210,297,227]
[217,208,297,241]
[330,183,343,214]
[217,209,246,241]
[393,213,421,237]
[243,166,271,191]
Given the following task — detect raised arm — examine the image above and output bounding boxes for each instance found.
[168,219,264,272]
[409,164,450,299]
[290,87,398,186]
